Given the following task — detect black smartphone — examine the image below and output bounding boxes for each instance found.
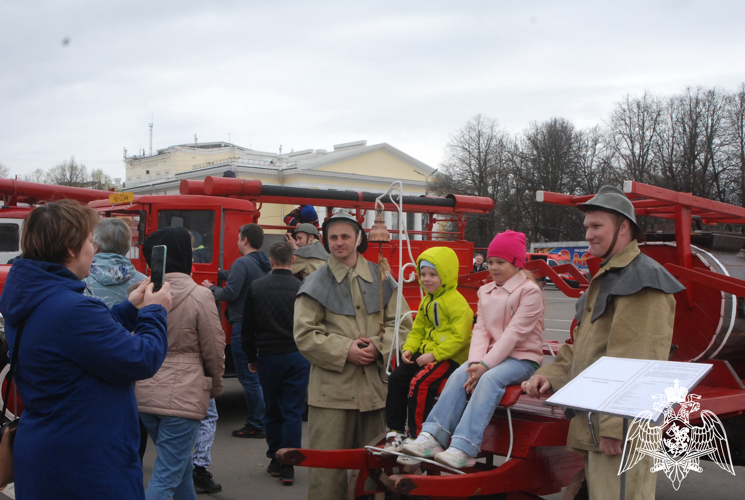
[358,342,369,349]
[151,245,167,292]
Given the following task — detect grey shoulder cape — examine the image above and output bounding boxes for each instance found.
[575,252,685,324]
[297,261,397,316]
[294,243,329,261]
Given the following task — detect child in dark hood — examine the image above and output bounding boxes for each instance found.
[137,226,226,499]
[143,226,194,274]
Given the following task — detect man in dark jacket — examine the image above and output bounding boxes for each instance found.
[471,253,487,273]
[202,223,271,438]
[242,242,309,485]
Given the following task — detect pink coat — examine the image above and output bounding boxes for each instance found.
[468,270,544,369]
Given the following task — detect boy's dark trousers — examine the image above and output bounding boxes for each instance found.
[386,354,459,437]
[256,351,310,458]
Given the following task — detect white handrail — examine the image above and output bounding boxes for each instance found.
[374,182,421,376]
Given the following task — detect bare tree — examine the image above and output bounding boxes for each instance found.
[435,84,745,245]
[433,114,511,247]
[694,88,731,202]
[89,169,114,190]
[23,168,47,183]
[511,118,585,242]
[0,163,9,179]
[607,92,662,184]
[654,87,731,201]
[725,84,745,206]
[46,157,88,186]
[575,126,618,195]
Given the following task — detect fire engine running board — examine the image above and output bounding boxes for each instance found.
[364,446,466,475]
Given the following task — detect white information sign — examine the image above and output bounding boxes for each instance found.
[545,356,712,423]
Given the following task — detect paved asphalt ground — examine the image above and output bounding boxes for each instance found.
[2,288,744,498]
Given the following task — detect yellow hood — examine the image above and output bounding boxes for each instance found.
[416,246,460,298]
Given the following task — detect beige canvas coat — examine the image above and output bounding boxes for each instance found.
[136,273,226,420]
[536,241,678,453]
[294,253,412,412]
[292,240,327,279]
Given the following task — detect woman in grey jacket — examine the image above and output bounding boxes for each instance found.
[136,227,226,500]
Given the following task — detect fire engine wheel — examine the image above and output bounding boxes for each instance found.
[346,433,425,500]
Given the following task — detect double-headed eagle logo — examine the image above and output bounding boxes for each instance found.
[619,380,735,490]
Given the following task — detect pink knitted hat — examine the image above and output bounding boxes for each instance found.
[487,230,527,268]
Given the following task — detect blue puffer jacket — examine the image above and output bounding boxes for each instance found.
[0,259,168,500]
[83,253,147,308]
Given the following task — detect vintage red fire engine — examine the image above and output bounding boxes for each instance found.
[2,177,745,499]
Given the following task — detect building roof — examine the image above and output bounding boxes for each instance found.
[124,139,436,193]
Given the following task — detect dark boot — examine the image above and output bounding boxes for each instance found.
[267,458,281,477]
[193,465,222,494]
[232,423,266,439]
[280,464,294,485]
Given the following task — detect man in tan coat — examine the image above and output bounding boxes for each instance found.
[285,223,329,280]
[522,186,684,500]
[294,212,412,500]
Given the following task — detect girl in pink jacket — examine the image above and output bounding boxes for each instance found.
[402,230,544,469]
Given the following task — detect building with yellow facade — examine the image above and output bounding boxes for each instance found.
[124,140,438,235]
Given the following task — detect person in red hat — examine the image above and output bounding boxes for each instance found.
[402,230,545,469]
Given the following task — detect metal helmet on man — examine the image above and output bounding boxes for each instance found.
[294,223,319,238]
[577,185,644,241]
[321,212,368,253]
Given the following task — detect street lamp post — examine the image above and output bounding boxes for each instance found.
[413,168,439,195]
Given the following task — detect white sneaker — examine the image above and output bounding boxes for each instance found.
[382,431,406,455]
[400,432,444,458]
[394,438,419,465]
[434,447,477,469]
[396,454,422,466]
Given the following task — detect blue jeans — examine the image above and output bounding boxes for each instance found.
[421,357,536,457]
[192,399,218,467]
[231,323,265,431]
[257,351,310,458]
[140,413,201,500]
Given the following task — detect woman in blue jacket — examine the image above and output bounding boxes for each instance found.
[0,200,172,500]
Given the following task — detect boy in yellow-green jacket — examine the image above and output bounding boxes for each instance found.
[383,246,473,453]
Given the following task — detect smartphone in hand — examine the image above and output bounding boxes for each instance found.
[150,245,167,292]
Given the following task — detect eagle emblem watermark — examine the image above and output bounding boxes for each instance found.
[619,379,735,490]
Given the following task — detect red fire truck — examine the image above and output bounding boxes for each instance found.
[1,176,495,375]
[5,177,745,499]
[0,179,117,295]
[271,181,745,499]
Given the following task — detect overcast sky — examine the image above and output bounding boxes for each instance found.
[2,0,744,181]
